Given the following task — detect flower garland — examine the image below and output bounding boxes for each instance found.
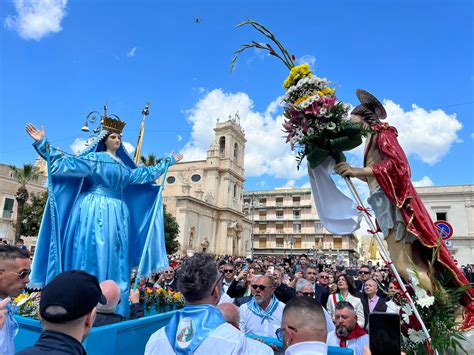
[232,20,365,168]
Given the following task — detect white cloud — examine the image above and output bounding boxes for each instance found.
[177,135,183,142]
[284,179,296,188]
[70,137,87,155]
[347,100,463,166]
[123,142,135,155]
[127,47,137,57]
[5,0,68,41]
[383,100,462,165]
[181,89,307,180]
[471,133,474,140]
[297,54,316,70]
[412,176,434,187]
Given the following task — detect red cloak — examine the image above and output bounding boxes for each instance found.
[367,123,474,305]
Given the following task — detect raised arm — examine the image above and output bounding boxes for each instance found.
[129,153,183,185]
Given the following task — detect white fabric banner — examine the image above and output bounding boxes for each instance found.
[308,157,361,234]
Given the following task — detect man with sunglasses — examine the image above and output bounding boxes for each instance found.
[158,266,179,291]
[221,263,235,294]
[239,275,285,349]
[145,253,271,354]
[355,265,371,293]
[0,245,31,355]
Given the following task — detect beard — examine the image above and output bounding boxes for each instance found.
[336,325,349,338]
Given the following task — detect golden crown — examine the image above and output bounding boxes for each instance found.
[103,115,126,134]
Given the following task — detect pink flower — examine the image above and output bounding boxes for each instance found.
[304,101,321,116]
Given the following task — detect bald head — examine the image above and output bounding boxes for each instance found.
[218,303,240,329]
[97,280,120,313]
[282,296,327,344]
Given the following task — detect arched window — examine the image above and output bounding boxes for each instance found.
[219,136,225,155]
[234,143,238,159]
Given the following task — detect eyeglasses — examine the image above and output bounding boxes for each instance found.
[359,271,371,275]
[0,269,30,281]
[319,276,329,279]
[164,271,174,274]
[275,325,298,342]
[211,272,225,296]
[251,284,267,291]
[300,291,315,297]
[223,269,234,273]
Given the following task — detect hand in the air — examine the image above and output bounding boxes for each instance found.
[26,124,46,142]
[173,153,183,162]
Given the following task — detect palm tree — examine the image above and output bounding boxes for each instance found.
[9,164,40,243]
[140,153,160,167]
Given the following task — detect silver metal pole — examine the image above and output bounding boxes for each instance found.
[344,177,436,354]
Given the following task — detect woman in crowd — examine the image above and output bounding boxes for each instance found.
[327,274,365,327]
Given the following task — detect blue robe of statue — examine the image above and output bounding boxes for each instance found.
[30,131,174,315]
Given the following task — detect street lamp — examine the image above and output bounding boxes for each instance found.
[81,103,121,145]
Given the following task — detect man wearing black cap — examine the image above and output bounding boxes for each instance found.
[18,270,106,354]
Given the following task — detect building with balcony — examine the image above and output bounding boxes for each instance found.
[243,187,359,262]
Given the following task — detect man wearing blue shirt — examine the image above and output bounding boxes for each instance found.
[0,245,31,355]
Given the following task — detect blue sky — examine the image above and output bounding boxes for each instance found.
[1,0,473,191]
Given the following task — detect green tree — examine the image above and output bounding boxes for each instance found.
[140,153,159,166]
[9,164,41,243]
[20,191,48,237]
[164,205,180,254]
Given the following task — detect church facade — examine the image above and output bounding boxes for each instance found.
[163,115,252,256]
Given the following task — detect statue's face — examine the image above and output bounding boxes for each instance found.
[105,133,122,152]
[350,114,370,130]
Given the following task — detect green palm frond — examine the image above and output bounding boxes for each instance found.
[231,19,295,72]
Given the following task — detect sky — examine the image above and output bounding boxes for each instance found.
[1,0,473,195]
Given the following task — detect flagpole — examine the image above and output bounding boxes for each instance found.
[134,101,150,165]
[344,177,436,354]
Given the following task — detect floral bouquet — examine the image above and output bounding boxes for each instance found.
[232,20,364,168]
[138,285,185,313]
[391,268,468,355]
[13,292,41,319]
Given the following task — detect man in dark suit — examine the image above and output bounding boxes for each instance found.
[355,265,372,293]
[360,278,388,330]
[159,266,179,291]
[304,265,329,307]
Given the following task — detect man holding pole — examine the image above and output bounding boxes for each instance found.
[335,89,474,331]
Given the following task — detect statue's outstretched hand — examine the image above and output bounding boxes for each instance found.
[26,124,46,142]
[173,153,183,162]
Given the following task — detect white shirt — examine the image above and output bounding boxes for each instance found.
[218,292,234,305]
[327,293,365,328]
[327,330,369,355]
[239,300,285,338]
[285,341,328,355]
[145,322,273,355]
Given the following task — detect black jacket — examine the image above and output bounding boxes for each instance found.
[314,283,329,308]
[93,303,144,327]
[360,294,388,329]
[17,330,86,355]
[274,284,296,304]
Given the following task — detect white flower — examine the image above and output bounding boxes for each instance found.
[416,294,435,308]
[320,108,327,115]
[407,328,425,344]
[307,127,315,136]
[401,303,413,323]
[327,122,336,130]
[406,269,419,287]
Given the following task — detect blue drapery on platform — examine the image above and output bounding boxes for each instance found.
[29,131,173,315]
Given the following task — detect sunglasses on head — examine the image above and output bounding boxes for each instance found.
[251,284,267,291]
[0,269,30,281]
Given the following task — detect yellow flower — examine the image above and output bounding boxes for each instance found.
[14,294,28,303]
[283,64,313,89]
[318,87,335,97]
[294,95,310,106]
[146,288,153,294]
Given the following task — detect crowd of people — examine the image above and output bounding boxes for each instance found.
[2,244,472,354]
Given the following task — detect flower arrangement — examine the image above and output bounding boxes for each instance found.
[138,285,186,313]
[391,267,468,355]
[232,20,365,168]
[13,292,41,319]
